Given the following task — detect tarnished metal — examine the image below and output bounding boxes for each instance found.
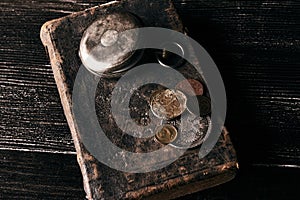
[150,89,187,120]
[176,79,204,96]
[79,11,142,76]
[167,115,211,149]
[154,124,178,144]
[156,42,185,68]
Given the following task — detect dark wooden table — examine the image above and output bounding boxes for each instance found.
[0,0,299,199]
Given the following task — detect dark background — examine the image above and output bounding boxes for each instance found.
[0,0,299,199]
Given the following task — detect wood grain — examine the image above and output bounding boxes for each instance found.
[0,149,299,199]
[0,0,299,169]
[0,0,106,154]
[0,149,85,199]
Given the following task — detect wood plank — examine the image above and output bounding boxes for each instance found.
[0,149,299,199]
[0,0,299,169]
[0,0,107,153]
[0,150,85,199]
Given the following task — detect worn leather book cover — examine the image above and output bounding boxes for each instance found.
[40,0,238,199]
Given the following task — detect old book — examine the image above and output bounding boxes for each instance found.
[40,0,238,199]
